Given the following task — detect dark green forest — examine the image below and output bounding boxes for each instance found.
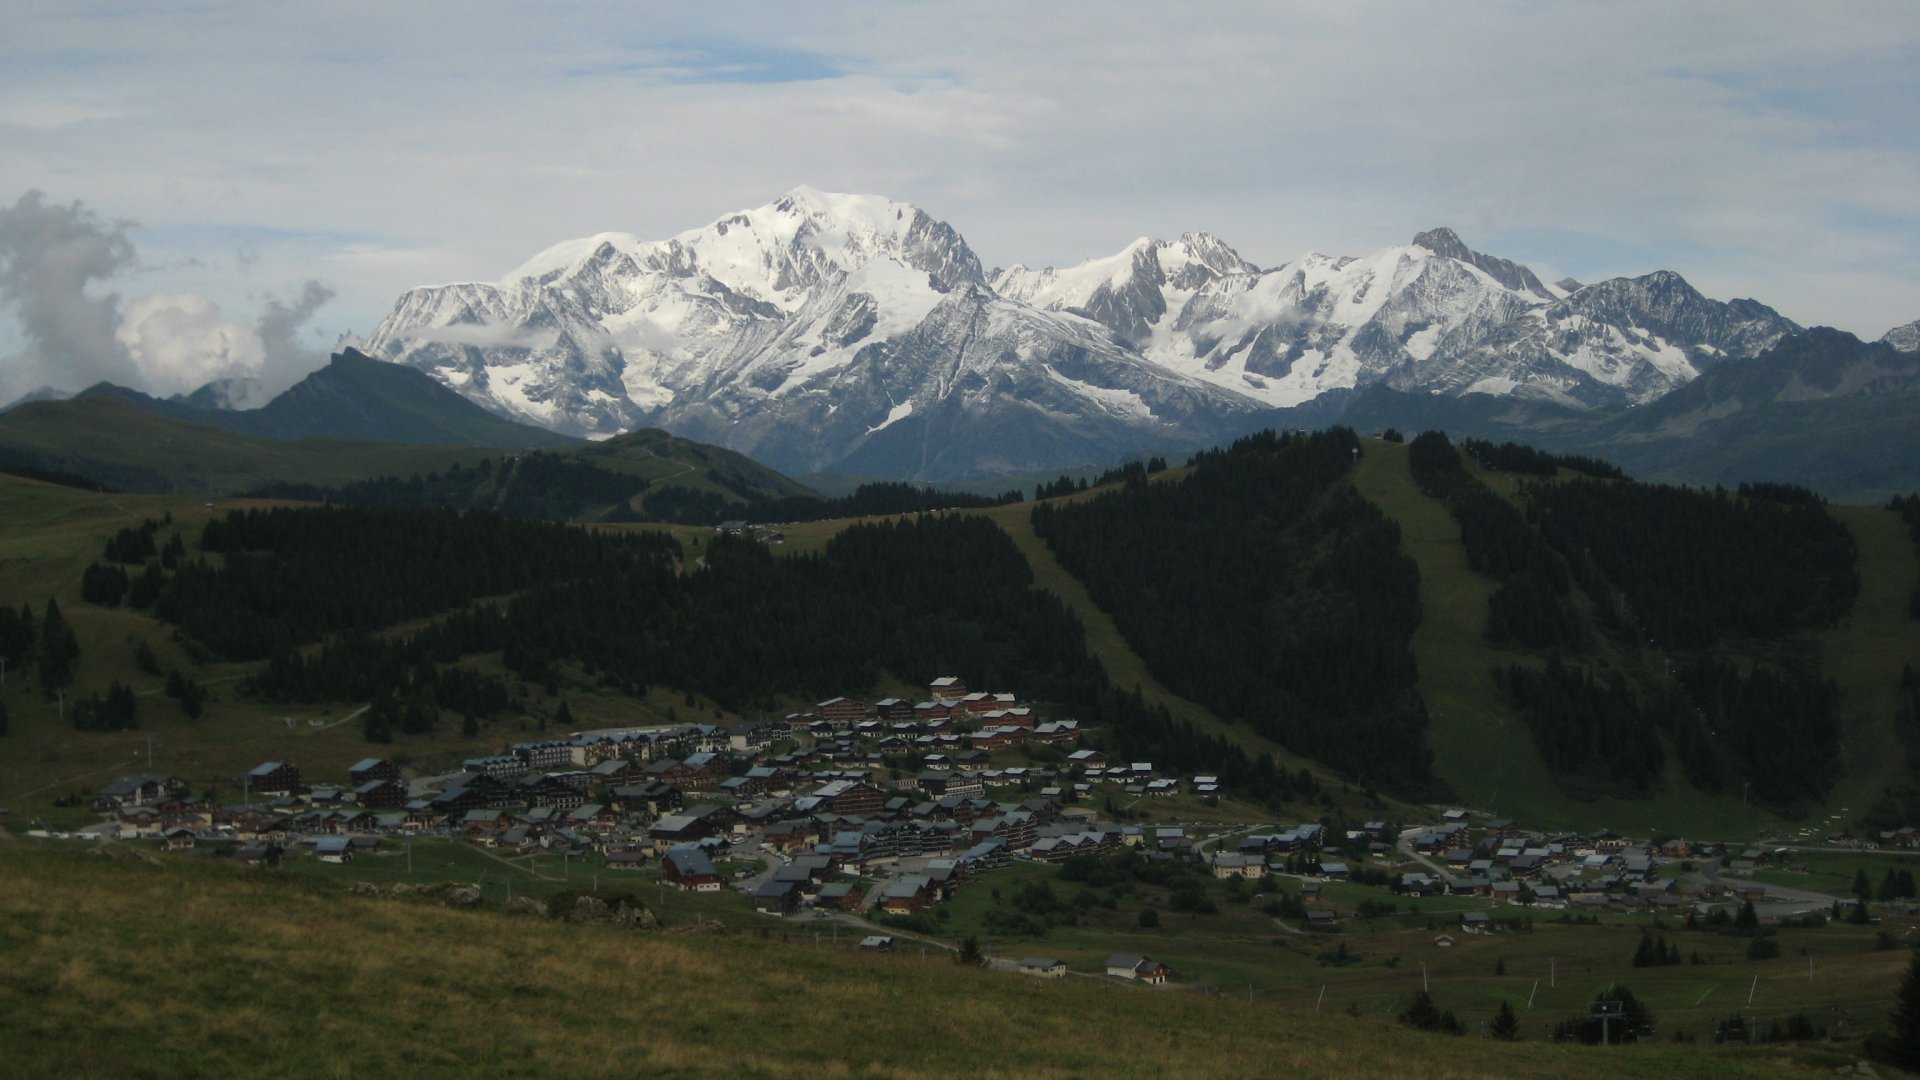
[1031,428,1437,795]
[97,504,1307,804]
[1408,432,1858,809]
[1523,477,1857,650]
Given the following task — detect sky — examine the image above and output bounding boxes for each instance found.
[2,0,1916,402]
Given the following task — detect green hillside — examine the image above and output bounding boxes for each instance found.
[72,349,580,449]
[0,395,499,493]
[1347,436,1920,835]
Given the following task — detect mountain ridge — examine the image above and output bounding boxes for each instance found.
[363,189,1806,481]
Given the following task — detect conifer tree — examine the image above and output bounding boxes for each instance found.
[1888,949,1920,1070]
[1490,1000,1520,1041]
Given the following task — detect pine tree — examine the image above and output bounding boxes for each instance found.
[1855,867,1874,905]
[1632,930,1656,967]
[554,699,574,731]
[0,696,9,737]
[957,935,983,966]
[1736,898,1760,935]
[36,597,78,691]
[1490,1000,1520,1041]
[1889,949,1920,1070]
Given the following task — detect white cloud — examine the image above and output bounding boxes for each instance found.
[0,0,1915,342]
[116,291,262,394]
[395,322,562,351]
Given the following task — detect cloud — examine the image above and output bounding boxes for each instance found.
[397,322,563,351]
[0,3,1916,337]
[249,278,335,404]
[0,190,141,400]
[0,190,337,404]
[116,291,261,394]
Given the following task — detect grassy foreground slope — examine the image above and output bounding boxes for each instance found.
[0,843,1840,1079]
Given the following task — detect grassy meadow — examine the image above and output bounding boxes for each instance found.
[0,840,1882,1079]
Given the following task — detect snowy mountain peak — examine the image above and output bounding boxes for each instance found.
[364,189,1814,477]
[1879,318,1920,352]
[1410,226,1555,299]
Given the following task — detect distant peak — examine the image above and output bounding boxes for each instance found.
[1410,227,1552,299]
[1411,227,1470,258]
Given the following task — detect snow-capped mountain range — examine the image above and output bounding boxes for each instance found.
[365,187,1804,480]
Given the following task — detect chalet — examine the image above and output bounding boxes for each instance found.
[1305,910,1338,930]
[970,728,1018,752]
[718,775,764,800]
[1066,749,1107,769]
[1018,957,1067,979]
[353,778,408,810]
[817,697,867,725]
[1460,911,1493,934]
[612,780,682,817]
[604,850,650,871]
[649,813,719,851]
[312,837,353,864]
[1591,829,1628,852]
[162,827,197,851]
[1211,853,1266,880]
[879,876,935,915]
[815,881,862,912]
[589,758,637,784]
[1400,873,1443,898]
[246,762,302,795]
[662,846,722,891]
[93,773,188,810]
[912,700,954,723]
[727,719,776,754]
[680,751,730,787]
[347,758,401,786]
[873,698,910,721]
[1105,954,1169,984]
[1031,721,1080,745]
[859,935,893,950]
[753,878,802,915]
[813,779,886,817]
[645,758,695,785]
[763,820,820,854]
[928,676,967,699]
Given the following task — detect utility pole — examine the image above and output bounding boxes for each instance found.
[1422,962,1429,992]
[1550,957,1556,988]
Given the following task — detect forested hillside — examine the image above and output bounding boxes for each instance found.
[1030,429,1436,796]
[1400,430,1864,814]
[92,504,1303,802]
